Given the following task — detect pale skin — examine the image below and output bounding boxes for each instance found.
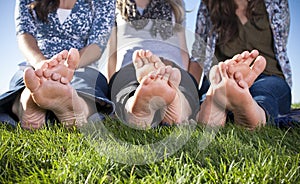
[197,0,268,129]
[12,48,94,129]
[197,50,267,129]
[12,0,103,129]
[107,0,194,82]
[125,49,191,128]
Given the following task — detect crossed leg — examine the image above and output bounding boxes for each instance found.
[215,63,266,129]
[12,48,90,129]
[197,50,266,128]
[12,49,72,129]
[125,49,191,128]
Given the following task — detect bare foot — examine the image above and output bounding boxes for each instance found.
[12,49,83,129]
[197,65,227,126]
[197,50,266,127]
[215,63,266,129]
[40,48,80,84]
[23,67,89,127]
[133,49,165,83]
[226,50,266,87]
[158,66,191,125]
[23,48,88,127]
[12,88,47,130]
[125,65,186,128]
[11,49,73,130]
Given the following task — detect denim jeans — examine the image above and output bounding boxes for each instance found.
[250,74,291,123]
[0,67,115,126]
[200,74,291,124]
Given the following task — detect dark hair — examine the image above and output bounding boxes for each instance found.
[29,0,60,22]
[203,0,261,45]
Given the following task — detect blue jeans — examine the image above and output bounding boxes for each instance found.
[0,67,115,127]
[250,74,291,123]
[200,74,291,125]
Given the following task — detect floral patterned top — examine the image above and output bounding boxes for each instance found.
[15,0,115,66]
[191,0,292,88]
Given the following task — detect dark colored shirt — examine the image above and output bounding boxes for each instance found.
[215,1,284,78]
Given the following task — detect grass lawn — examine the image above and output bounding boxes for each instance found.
[0,105,299,183]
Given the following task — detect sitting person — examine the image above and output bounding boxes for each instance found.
[197,50,267,129]
[109,49,198,129]
[110,49,266,129]
[107,0,201,129]
[192,0,292,129]
[0,0,115,129]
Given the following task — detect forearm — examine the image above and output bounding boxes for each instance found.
[106,28,117,81]
[177,29,190,70]
[78,44,102,68]
[17,33,47,68]
[188,61,203,85]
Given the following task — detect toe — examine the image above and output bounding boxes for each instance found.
[24,68,40,92]
[66,48,80,69]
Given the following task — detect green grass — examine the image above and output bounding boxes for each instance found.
[0,116,299,184]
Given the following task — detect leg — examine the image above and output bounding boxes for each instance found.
[250,75,291,122]
[23,65,90,128]
[13,49,90,129]
[125,65,184,128]
[197,65,227,126]
[216,63,266,129]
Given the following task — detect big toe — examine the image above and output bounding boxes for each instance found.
[245,56,266,86]
[66,48,80,69]
[132,50,144,69]
[24,68,40,92]
[209,65,221,85]
[168,67,181,88]
[252,56,266,74]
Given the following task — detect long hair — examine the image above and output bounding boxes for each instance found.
[166,0,185,25]
[116,0,185,26]
[29,0,60,22]
[203,0,261,45]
